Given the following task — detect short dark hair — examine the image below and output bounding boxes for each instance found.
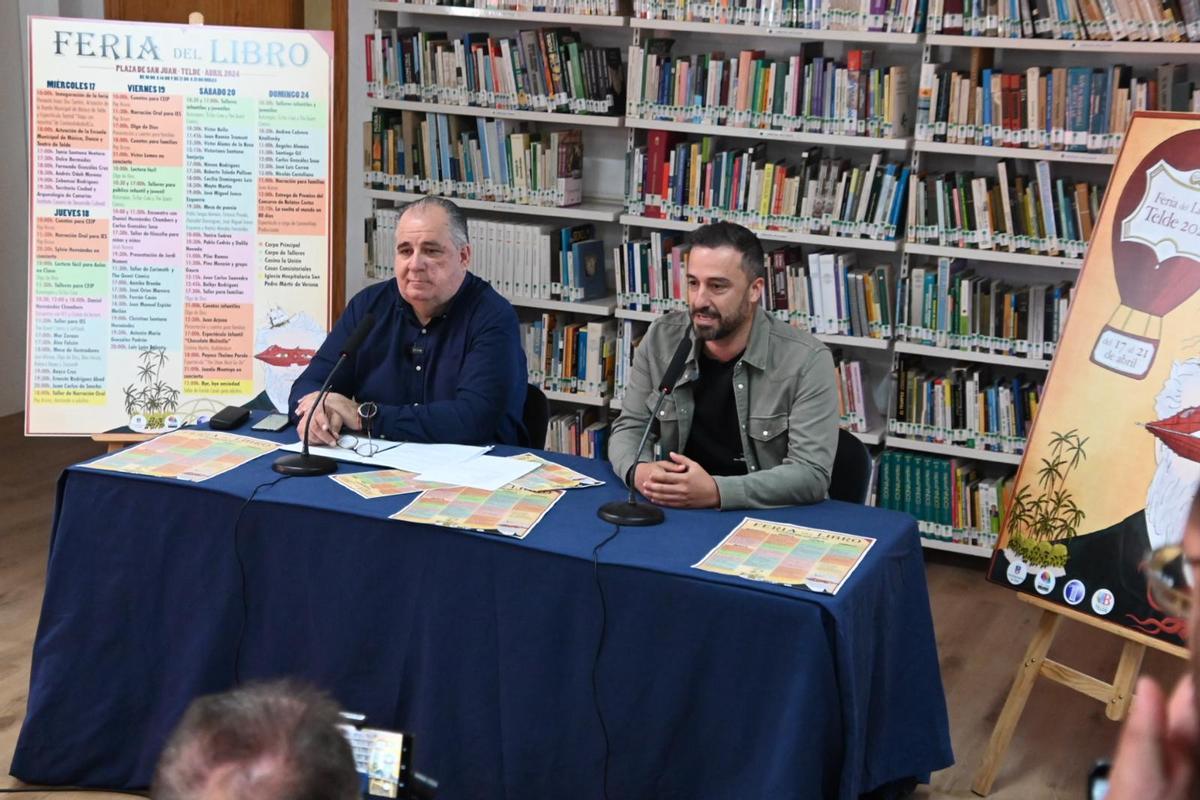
[398,195,470,249]
[152,680,360,800]
[685,222,765,282]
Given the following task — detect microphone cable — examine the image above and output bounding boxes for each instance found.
[232,474,292,686]
[591,522,623,800]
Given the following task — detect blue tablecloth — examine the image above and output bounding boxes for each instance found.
[12,420,952,799]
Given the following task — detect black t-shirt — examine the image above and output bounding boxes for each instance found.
[683,348,748,476]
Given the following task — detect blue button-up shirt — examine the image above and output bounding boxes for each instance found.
[288,273,528,445]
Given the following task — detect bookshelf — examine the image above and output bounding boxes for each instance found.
[370,1,628,25]
[894,341,1052,370]
[370,98,625,126]
[352,0,1192,556]
[623,118,911,150]
[912,140,1116,164]
[904,243,1084,269]
[368,190,623,221]
[620,215,904,251]
[627,17,923,44]
[926,34,1200,54]
[886,436,1024,465]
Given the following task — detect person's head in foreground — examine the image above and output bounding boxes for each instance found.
[1106,487,1200,799]
[152,679,359,800]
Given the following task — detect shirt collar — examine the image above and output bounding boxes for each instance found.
[683,305,770,373]
[738,306,771,370]
[395,271,478,326]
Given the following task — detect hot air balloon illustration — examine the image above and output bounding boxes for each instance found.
[1092,129,1200,379]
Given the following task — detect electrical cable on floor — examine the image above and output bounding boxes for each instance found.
[591,523,624,800]
[232,474,291,685]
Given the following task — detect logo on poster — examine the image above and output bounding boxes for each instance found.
[1063,579,1086,606]
[1034,570,1056,595]
[1006,561,1028,585]
[1092,589,1115,616]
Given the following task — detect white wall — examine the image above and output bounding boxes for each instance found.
[4,0,104,418]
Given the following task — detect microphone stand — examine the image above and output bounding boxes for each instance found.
[272,355,349,477]
[597,390,670,527]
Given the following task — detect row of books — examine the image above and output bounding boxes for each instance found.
[926,0,1200,40]
[364,109,584,206]
[626,43,909,138]
[546,409,609,459]
[614,319,645,402]
[897,258,1073,359]
[626,134,909,239]
[631,0,929,33]
[891,360,1041,453]
[875,450,1006,548]
[365,208,400,280]
[834,358,880,433]
[365,27,623,114]
[916,61,1196,153]
[467,218,608,301]
[611,234,896,339]
[381,0,620,14]
[905,161,1096,258]
[521,314,618,397]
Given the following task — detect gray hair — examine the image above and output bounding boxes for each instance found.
[151,679,360,800]
[398,195,470,249]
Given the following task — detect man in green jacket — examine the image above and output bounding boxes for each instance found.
[609,222,839,510]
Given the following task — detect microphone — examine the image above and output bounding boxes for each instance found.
[597,327,692,526]
[273,313,376,476]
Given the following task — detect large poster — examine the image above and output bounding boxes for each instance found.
[988,112,1200,646]
[25,16,332,435]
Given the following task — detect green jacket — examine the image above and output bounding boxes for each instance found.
[609,307,839,509]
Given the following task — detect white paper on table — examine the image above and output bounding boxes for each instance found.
[415,454,538,491]
[278,441,395,468]
[374,442,492,473]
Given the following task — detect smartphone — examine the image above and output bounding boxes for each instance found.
[251,413,291,432]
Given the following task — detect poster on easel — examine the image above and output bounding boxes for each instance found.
[25,16,333,436]
[988,112,1200,647]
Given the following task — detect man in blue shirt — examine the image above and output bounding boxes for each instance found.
[289,196,527,445]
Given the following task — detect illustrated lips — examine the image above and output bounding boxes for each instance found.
[1145,406,1200,464]
[255,344,315,367]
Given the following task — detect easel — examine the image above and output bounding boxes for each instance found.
[88,11,202,455]
[972,593,1188,795]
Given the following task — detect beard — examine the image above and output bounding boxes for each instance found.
[691,297,752,342]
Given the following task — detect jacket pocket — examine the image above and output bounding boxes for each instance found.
[646,391,680,456]
[747,412,788,467]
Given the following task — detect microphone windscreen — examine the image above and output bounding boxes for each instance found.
[340,312,376,357]
[658,329,692,394]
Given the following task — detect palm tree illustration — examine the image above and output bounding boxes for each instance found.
[122,347,180,427]
[1006,429,1088,569]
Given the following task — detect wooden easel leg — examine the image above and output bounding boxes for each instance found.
[1105,641,1146,721]
[971,609,1061,797]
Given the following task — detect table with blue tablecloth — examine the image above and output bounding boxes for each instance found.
[11,420,953,799]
